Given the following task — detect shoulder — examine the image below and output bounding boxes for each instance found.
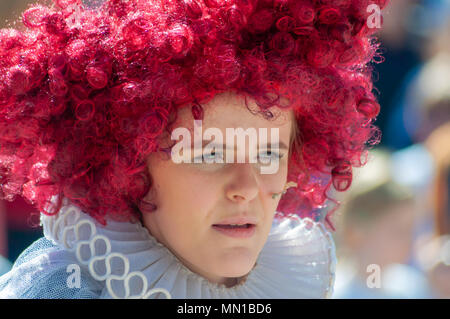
[0,237,103,299]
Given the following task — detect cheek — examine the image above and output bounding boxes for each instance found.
[257,165,289,230]
[151,165,220,227]
[257,160,289,195]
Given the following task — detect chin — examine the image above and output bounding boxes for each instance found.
[215,253,257,278]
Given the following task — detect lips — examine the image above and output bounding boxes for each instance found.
[212,216,257,238]
[213,224,252,229]
[213,216,258,227]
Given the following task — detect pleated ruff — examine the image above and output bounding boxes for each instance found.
[41,199,336,299]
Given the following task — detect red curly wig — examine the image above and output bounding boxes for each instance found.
[0,0,388,229]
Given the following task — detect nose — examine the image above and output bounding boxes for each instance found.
[225,163,259,203]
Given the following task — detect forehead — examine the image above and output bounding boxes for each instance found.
[175,91,294,135]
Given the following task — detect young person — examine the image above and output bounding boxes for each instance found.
[0,0,388,298]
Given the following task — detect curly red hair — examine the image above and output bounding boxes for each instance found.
[0,0,388,229]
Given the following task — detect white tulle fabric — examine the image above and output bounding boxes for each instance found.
[41,200,336,299]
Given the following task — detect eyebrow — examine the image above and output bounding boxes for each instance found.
[195,140,289,150]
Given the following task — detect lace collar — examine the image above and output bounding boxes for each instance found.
[41,200,336,299]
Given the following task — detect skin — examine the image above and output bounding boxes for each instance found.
[141,91,295,287]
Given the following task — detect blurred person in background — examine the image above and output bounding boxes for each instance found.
[391,17,450,297]
[374,2,450,298]
[383,0,450,149]
[415,234,450,298]
[374,0,424,148]
[415,116,450,298]
[332,149,432,298]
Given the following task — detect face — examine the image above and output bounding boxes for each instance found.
[141,91,294,286]
[347,202,415,269]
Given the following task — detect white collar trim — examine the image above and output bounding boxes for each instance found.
[41,199,336,299]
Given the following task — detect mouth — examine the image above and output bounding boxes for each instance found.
[211,223,257,238]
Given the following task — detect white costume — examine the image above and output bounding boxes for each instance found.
[0,198,336,299]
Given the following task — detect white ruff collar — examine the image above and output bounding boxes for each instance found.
[41,200,336,299]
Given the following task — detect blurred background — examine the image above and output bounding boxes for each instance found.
[0,0,449,298]
[330,0,450,299]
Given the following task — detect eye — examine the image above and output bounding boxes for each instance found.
[203,150,217,160]
[258,150,284,161]
[193,150,223,163]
